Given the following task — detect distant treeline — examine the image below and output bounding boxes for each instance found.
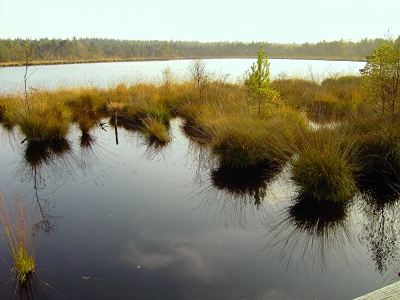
[0,37,385,64]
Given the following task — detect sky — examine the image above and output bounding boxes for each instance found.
[0,0,399,43]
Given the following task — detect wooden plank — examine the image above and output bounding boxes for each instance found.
[354,281,400,299]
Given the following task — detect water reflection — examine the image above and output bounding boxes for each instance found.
[262,195,357,272]
[109,115,174,162]
[109,115,138,132]
[17,126,110,187]
[15,134,108,236]
[20,140,77,184]
[120,228,238,285]
[357,176,400,275]
[0,123,19,148]
[11,273,47,300]
[211,164,282,208]
[191,160,282,229]
[17,141,75,236]
[140,138,170,161]
[108,115,119,145]
[78,131,109,176]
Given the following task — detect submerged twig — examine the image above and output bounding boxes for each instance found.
[45,282,61,294]
[82,276,106,281]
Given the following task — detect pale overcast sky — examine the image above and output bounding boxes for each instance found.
[0,0,398,43]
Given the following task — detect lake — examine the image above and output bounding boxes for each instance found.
[0,59,398,299]
[0,58,365,94]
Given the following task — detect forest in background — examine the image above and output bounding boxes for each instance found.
[0,37,385,65]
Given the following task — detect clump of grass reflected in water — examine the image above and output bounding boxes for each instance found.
[140,137,171,162]
[262,194,357,272]
[211,163,282,208]
[77,128,110,177]
[17,139,78,192]
[15,140,77,237]
[23,139,72,168]
[189,151,284,229]
[11,272,47,300]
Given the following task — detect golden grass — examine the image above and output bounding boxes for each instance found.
[0,191,38,283]
[347,115,400,175]
[0,95,20,127]
[291,127,360,202]
[271,75,363,121]
[14,95,72,142]
[141,116,171,143]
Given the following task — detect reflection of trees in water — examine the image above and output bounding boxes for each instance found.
[31,190,62,237]
[16,140,75,236]
[357,175,400,276]
[262,195,357,272]
[7,122,110,237]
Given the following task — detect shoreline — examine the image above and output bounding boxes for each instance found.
[0,56,366,68]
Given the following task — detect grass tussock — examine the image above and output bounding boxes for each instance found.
[0,191,38,283]
[15,95,72,142]
[348,115,400,176]
[291,127,359,203]
[67,87,105,114]
[211,118,271,168]
[210,115,296,168]
[272,75,363,122]
[0,95,20,127]
[141,116,171,143]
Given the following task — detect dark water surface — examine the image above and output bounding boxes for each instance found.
[1,119,400,299]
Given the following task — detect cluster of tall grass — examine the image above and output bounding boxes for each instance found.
[290,127,360,202]
[272,74,363,121]
[0,81,186,143]
[0,191,38,284]
[347,115,400,177]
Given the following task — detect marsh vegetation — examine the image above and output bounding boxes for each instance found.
[0,191,38,284]
[2,37,400,205]
[0,37,400,298]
